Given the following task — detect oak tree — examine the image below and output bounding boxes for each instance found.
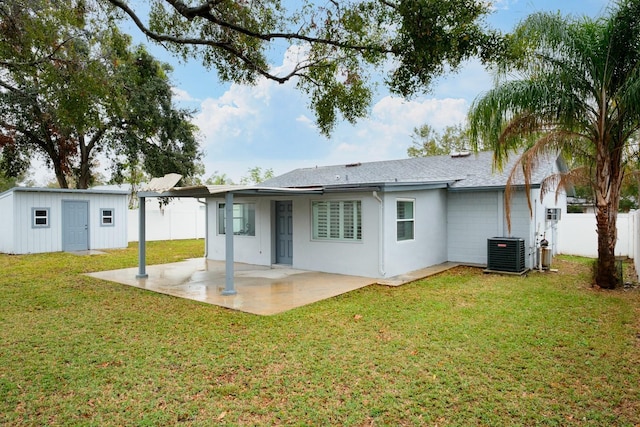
[0,0,202,188]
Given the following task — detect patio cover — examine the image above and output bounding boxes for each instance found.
[136,181,324,295]
[135,176,454,295]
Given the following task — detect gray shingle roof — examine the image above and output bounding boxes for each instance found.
[261,151,559,190]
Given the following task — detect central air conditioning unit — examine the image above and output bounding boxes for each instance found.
[487,237,526,273]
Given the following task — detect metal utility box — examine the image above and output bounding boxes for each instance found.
[487,237,526,273]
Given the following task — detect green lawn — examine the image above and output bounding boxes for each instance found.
[1,240,638,426]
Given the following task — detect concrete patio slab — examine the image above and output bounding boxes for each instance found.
[86,259,463,315]
[86,258,375,315]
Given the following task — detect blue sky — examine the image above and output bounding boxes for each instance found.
[38,0,612,185]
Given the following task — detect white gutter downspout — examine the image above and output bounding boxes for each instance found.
[197,198,208,257]
[373,191,385,277]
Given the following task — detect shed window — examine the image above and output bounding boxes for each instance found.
[218,203,255,236]
[312,200,361,241]
[32,208,50,228]
[396,199,414,241]
[101,209,114,226]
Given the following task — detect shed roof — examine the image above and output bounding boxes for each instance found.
[0,186,130,199]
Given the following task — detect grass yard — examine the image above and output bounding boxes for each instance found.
[1,240,639,426]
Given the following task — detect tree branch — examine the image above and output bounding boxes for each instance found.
[104,0,391,84]
[0,36,78,68]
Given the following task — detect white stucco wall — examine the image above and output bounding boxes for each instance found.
[382,189,448,277]
[204,193,382,278]
[204,189,451,278]
[529,187,567,267]
[205,197,273,266]
[201,185,567,277]
[292,193,381,277]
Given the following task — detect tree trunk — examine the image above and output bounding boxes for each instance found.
[45,142,69,188]
[75,131,103,189]
[54,162,69,188]
[594,201,619,288]
[593,139,623,289]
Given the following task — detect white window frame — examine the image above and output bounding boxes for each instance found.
[396,198,415,241]
[32,208,50,228]
[218,202,256,236]
[311,200,362,241]
[100,208,115,227]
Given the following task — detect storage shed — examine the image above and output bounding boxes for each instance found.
[0,187,129,254]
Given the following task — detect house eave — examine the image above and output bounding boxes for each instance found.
[380,181,452,192]
[447,183,542,192]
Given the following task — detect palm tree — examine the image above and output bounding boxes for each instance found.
[468,0,640,289]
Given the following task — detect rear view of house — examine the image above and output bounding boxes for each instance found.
[138,151,567,281]
[0,187,129,254]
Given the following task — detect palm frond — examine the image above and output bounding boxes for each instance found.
[540,166,593,204]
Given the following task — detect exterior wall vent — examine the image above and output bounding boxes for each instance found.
[487,237,526,273]
[545,208,561,221]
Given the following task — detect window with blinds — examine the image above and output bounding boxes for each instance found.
[312,200,361,241]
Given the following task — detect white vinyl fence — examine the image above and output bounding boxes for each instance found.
[557,212,636,258]
[634,211,640,275]
[127,199,206,242]
[557,211,640,276]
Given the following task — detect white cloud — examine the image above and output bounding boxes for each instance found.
[171,87,200,102]
[488,0,517,12]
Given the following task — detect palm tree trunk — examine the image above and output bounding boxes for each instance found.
[593,143,623,289]
[594,201,619,288]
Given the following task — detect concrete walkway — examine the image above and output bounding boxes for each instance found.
[87,259,459,315]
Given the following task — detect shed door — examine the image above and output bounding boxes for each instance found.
[276,201,293,264]
[62,201,89,251]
